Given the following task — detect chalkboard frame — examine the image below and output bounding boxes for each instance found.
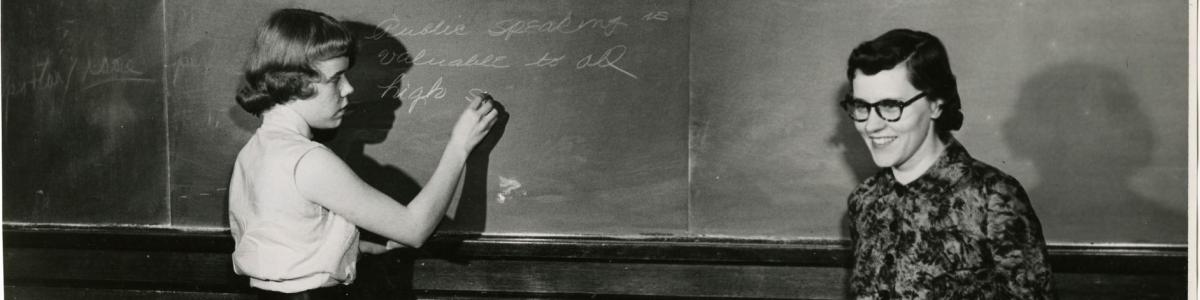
[3,224,1187,298]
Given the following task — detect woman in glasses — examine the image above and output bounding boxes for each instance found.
[841,29,1053,299]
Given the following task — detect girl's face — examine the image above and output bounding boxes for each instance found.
[850,66,941,170]
[296,56,354,129]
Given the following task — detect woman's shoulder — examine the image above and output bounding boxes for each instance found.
[935,142,1020,187]
[247,129,330,166]
[956,157,1025,191]
[257,128,323,149]
[947,156,1035,211]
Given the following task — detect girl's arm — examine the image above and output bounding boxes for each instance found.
[296,97,499,248]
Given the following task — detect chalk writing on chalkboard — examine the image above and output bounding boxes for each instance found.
[4,56,155,98]
[363,10,663,114]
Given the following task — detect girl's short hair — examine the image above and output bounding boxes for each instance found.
[846,29,963,137]
[236,8,355,116]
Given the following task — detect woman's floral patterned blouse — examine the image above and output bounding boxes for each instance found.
[847,142,1054,299]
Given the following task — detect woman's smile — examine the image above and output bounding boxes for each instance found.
[868,135,897,147]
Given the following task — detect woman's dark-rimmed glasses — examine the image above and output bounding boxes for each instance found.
[840,92,927,122]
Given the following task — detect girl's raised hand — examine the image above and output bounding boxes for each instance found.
[447,93,500,156]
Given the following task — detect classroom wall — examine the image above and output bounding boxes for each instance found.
[2,0,1189,245]
[689,0,1189,244]
[162,0,696,234]
[2,1,1190,299]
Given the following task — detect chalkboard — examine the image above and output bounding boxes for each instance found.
[2,0,168,225]
[2,0,1189,245]
[689,0,1189,244]
[164,0,693,233]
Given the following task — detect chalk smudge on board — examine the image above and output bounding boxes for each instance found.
[497,175,525,204]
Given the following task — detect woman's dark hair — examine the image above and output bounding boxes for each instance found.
[846,29,963,138]
[236,8,355,116]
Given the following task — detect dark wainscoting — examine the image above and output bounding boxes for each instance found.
[3,226,1187,299]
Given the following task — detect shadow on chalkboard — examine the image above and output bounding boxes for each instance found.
[1003,63,1186,243]
[227,105,261,132]
[310,20,422,299]
[318,95,423,299]
[223,19,505,298]
[443,99,509,229]
[828,83,875,239]
[321,20,508,299]
[828,83,879,183]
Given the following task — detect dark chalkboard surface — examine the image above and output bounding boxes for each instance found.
[164,0,692,233]
[689,0,1189,244]
[2,0,167,225]
[2,0,1189,245]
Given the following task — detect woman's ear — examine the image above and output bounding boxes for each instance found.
[929,98,944,119]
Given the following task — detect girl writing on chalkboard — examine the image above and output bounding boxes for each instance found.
[841,29,1052,299]
[228,8,499,299]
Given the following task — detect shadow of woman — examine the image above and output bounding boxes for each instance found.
[827,83,878,239]
[310,20,508,299]
[1003,63,1186,243]
[317,96,424,299]
[828,83,880,184]
[827,82,877,298]
[306,20,421,300]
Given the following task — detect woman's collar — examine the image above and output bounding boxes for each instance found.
[260,105,313,139]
